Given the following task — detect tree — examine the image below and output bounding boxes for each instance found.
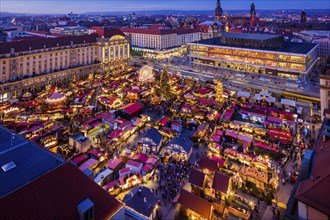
[159,65,171,100]
[214,79,224,103]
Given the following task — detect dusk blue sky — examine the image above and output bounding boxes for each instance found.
[2,0,329,13]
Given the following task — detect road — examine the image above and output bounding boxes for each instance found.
[150,60,321,99]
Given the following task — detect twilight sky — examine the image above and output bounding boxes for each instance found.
[2,0,329,14]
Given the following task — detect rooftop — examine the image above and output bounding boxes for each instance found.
[295,141,330,215]
[223,32,280,40]
[0,126,122,219]
[192,34,317,55]
[300,30,330,37]
[0,126,64,198]
[0,34,97,55]
[212,171,231,194]
[123,186,158,217]
[189,168,206,188]
[0,162,122,219]
[177,189,212,219]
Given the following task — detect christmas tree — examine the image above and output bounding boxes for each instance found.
[214,79,224,103]
[159,65,171,100]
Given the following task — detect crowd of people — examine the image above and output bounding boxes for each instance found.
[157,159,194,205]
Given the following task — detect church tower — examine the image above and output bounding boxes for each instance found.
[215,0,223,21]
[250,2,256,18]
[301,10,307,23]
[249,1,259,28]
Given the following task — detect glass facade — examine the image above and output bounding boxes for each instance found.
[189,44,317,79]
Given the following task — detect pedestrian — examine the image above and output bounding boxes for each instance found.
[282,178,285,185]
[277,209,281,220]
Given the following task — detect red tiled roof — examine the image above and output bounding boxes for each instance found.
[189,168,206,188]
[158,117,170,126]
[59,16,70,21]
[107,158,123,170]
[198,158,219,172]
[0,34,97,55]
[177,189,212,219]
[212,172,230,194]
[295,145,330,215]
[90,26,104,30]
[126,160,142,168]
[175,29,200,35]
[120,28,176,35]
[72,154,89,165]
[96,28,125,38]
[122,103,143,115]
[0,162,123,219]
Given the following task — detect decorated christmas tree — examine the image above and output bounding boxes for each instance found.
[159,65,171,100]
[214,79,224,103]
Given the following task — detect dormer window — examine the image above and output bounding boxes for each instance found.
[77,198,95,220]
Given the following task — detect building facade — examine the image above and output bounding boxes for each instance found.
[188,32,318,80]
[120,28,200,59]
[0,29,130,102]
[120,28,200,50]
[320,71,330,118]
[50,26,89,36]
[297,30,330,60]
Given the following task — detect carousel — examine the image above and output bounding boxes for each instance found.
[22,92,33,100]
[138,65,155,83]
[45,92,66,105]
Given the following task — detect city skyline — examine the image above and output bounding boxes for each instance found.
[2,0,329,14]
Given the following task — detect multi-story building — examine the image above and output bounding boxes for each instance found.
[285,109,330,220]
[3,30,30,40]
[120,27,200,59]
[176,29,201,48]
[50,26,89,36]
[0,28,130,102]
[297,30,330,60]
[120,28,175,50]
[188,32,318,80]
[197,21,222,40]
[320,67,330,118]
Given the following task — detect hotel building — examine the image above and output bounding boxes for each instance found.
[188,32,318,80]
[0,29,130,102]
[120,28,200,59]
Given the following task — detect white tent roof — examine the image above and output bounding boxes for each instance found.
[259,91,271,97]
[94,168,113,184]
[281,98,296,107]
[48,92,64,100]
[237,91,250,98]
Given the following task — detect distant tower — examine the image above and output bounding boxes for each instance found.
[225,12,229,32]
[250,2,256,18]
[249,2,258,28]
[301,10,307,23]
[215,0,223,21]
